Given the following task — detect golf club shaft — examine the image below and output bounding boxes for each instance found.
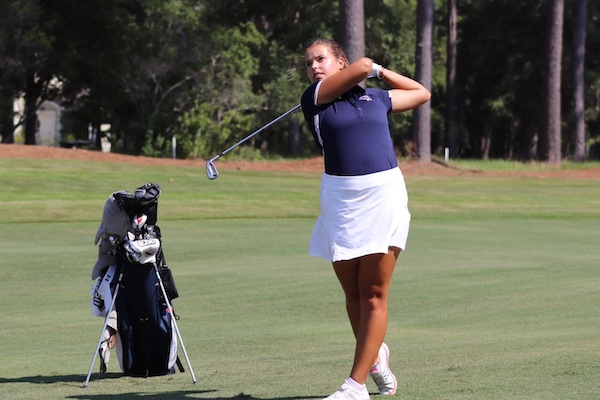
[212,103,301,162]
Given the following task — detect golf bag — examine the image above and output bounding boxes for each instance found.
[89,183,182,378]
[117,248,177,377]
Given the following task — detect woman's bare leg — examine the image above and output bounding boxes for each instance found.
[333,247,400,384]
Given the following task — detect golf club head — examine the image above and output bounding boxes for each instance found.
[206,159,219,180]
[132,213,148,230]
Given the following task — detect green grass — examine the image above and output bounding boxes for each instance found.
[436,158,600,173]
[0,158,599,399]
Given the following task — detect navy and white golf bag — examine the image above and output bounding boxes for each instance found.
[86,183,195,384]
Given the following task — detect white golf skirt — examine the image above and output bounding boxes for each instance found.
[309,167,411,262]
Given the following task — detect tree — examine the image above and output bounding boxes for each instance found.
[339,0,365,64]
[190,1,337,158]
[445,0,457,158]
[0,0,134,146]
[412,0,433,162]
[5,0,599,162]
[571,0,587,162]
[539,0,564,164]
[0,0,56,145]
[457,1,548,160]
[48,0,135,149]
[174,21,267,159]
[0,97,12,143]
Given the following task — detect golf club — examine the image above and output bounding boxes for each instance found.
[206,103,301,180]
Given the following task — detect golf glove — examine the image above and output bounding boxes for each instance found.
[368,61,384,79]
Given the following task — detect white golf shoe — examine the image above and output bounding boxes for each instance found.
[323,380,371,400]
[369,343,397,395]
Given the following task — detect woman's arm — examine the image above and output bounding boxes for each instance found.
[380,68,431,112]
[316,57,373,105]
[315,57,431,112]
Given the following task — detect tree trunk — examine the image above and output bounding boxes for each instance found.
[481,118,492,160]
[339,0,365,64]
[572,0,587,162]
[445,0,458,158]
[24,71,40,145]
[517,117,538,161]
[288,120,301,156]
[539,0,564,164]
[412,0,433,162]
[0,95,15,143]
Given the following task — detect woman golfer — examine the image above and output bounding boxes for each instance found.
[300,38,431,400]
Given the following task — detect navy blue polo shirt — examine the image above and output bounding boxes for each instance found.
[301,81,398,176]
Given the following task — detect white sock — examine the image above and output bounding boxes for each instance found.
[345,377,365,391]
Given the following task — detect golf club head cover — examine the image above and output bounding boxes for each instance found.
[135,183,160,225]
[135,183,161,206]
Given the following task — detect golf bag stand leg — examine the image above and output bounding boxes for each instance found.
[153,263,197,384]
[83,271,123,388]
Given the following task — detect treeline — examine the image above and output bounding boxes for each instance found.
[0,0,597,161]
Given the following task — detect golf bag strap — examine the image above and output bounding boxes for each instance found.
[159,250,179,300]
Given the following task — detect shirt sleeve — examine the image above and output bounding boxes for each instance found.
[367,88,393,113]
[301,81,325,150]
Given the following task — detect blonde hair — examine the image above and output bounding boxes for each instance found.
[305,38,350,67]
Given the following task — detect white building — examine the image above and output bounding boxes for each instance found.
[12,98,62,146]
[36,100,62,146]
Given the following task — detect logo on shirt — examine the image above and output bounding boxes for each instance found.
[358,95,373,102]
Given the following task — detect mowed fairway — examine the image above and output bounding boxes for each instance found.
[0,155,599,400]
